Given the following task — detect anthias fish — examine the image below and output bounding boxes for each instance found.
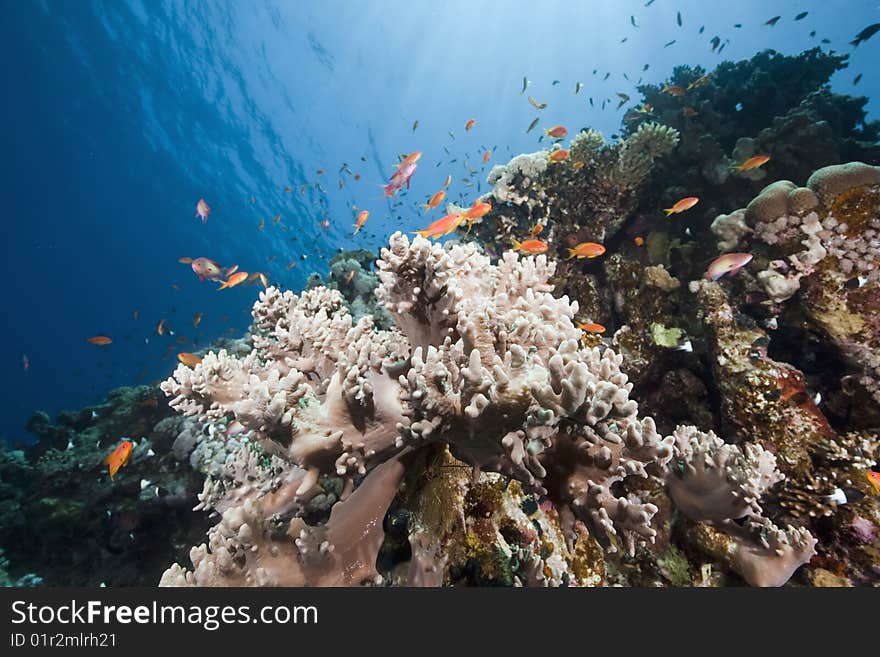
[734,155,771,171]
[195,198,211,223]
[416,213,464,239]
[512,239,548,254]
[705,253,753,281]
[567,242,606,259]
[191,257,224,282]
[105,440,133,480]
[218,271,249,290]
[664,197,699,215]
[177,352,202,368]
[354,210,370,234]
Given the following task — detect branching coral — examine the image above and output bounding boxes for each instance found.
[158,232,823,587]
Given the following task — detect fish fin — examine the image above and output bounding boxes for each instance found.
[729,266,743,277]
[664,208,675,216]
[566,249,576,259]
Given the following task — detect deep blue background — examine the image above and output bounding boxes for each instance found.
[1,0,878,443]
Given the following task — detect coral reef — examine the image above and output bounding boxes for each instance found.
[158,229,832,587]
[0,386,209,586]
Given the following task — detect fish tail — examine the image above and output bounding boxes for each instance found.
[512,239,521,251]
[663,208,675,216]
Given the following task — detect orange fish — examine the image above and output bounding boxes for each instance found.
[548,149,570,163]
[178,257,193,264]
[354,209,370,234]
[226,265,239,276]
[87,336,112,346]
[396,151,422,168]
[192,312,203,328]
[443,174,452,188]
[734,155,771,172]
[105,440,133,480]
[482,150,491,163]
[286,261,296,270]
[259,273,268,288]
[157,319,166,336]
[422,191,446,212]
[544,125,568,139]
[345,270,355,284]
[512,239,548,254]
[529,223,544,237]
[867,471,880,494]
[195,199,211,223]
[219,272,249,290]
[664,196,699,216]
[577,322,606,334]
[634,236,645,247]
[572,161,585,170]
[464,201,491,220]
[132,310,139,320]
[354,173,361,181]
[273,215,281,224]
[465,119,476,131]
[415,212,464,239]
[681,107,699,117]
[177,352,202,368]
[567,242,606,259]
[662,84,686,96]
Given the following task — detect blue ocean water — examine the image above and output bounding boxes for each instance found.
[1,0,877,444]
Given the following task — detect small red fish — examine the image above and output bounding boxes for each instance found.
[192,312,203,328]
[465,119,476,131]
[548,149,570,163]
[664,197,699,216]
[577,322,606,334]
[464,201,491,220]
[512,239,548,254]
[544,125,568,139]
[681,107,699,117]
[572,161,585,170]
[195,198,211,223]
[662,84,686,96]
[443,174,452,189]
[177,352,202,367]
[867,471,880,494]
[416,212,464,239]
[634,236,645,247]
[705,253,753,281]
[482,150,491,163]
[354,209,370,234]
[157,319,166,336]
[87,336,112,346]
[734,155,771,172]
[105,440,133,480]
[529,223,544,237]
[422,191,446,212]
[218,271,249,290]
[567,242,606,259]
[178,257,193,264]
